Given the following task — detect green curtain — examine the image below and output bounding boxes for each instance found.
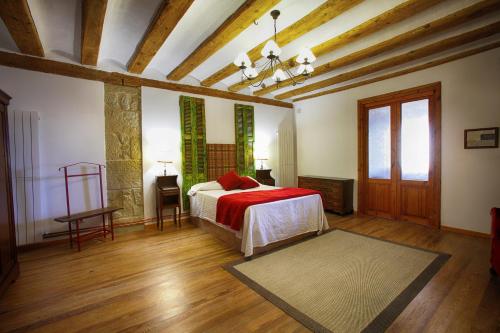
[234,104,255,177]
[180,95,207,209]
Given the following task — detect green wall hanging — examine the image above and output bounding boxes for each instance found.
[180,95,207,209]
[235,104,255,177]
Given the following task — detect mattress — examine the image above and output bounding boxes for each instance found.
[189,185,328,256]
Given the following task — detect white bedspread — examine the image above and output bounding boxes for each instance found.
[189,185,328,256]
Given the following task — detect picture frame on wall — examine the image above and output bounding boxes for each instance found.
[464,127,499,149]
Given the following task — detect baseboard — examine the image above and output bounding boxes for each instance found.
[441,225,491,239]
[18,239,69,252]
[20,213,190,252]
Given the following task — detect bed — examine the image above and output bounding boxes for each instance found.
[188,144,328,257]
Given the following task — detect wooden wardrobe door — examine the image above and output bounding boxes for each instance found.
[0,90,18,298]
[0,103,13,275]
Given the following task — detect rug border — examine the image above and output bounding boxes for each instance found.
[223,228,450,333]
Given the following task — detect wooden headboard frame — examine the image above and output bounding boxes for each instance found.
[207,144,237,181]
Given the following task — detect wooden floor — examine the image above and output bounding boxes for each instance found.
[0,215,499,332]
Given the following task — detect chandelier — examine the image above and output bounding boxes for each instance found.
[233,10,316,89]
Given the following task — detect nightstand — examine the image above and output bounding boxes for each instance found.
[155,175,180,230]
[256,169,275,186]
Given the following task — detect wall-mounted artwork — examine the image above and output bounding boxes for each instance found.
[464,127,499,149]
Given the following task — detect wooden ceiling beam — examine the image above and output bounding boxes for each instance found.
[230,0,445,93]
[275,21,500,100]
[255,0,500,96]
[0,0,44,57]
[292,41,500,102]
[127,0,194,74]
[81,0,108,66]
[166,0,281,81]
[0,50,292,109]
[201,0,363,88]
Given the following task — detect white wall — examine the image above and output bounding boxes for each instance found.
[0,65,292,242]
[0,66,106,238]
[295,48,500,234]
[141,86,292,219]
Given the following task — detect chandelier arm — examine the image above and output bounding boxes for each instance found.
[256,58,271,70]
[241,64,271,88]
[278,58,309,85]
[240,58,272,86]
[276,58,298,85]
[249,69,269,88]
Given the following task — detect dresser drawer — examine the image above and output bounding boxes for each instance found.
[298,176,353,215]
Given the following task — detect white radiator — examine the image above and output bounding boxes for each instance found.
[8,110,41,246]
[277,112,297,187]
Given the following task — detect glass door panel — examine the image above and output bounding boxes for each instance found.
[401,99,429,181]
[368,106,391,179]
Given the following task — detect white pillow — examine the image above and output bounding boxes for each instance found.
[188,181,224,196]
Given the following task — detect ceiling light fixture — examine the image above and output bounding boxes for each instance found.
[233,10,316,89]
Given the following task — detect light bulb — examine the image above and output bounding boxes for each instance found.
[233,52,251,68]
[261,40,282,58]
[272,69,287,82]
[244,67,258,79]
[296,48,316,64]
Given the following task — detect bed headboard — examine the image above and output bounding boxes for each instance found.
[207,144,236,181]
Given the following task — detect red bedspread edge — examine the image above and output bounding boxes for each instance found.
[215,187,322,231]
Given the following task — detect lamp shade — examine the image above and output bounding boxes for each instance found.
[296,48,316,64]
[296,64,314,75]
[272,69,287,82]
[244,66,258,79]
[233,52,251,68]
[261,40,281,58]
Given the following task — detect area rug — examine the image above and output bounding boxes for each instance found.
[224,229,450,333]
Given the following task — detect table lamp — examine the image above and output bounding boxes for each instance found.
[255,158,268,170]
[157,160,173,176]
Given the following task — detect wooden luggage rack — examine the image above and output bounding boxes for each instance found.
[54,162,121,251]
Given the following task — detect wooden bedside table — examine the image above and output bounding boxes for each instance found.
[256,169,275,186]
[155,175,180,230]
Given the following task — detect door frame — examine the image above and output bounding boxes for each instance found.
[357,82,441,228]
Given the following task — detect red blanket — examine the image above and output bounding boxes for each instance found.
[216,188,322,231]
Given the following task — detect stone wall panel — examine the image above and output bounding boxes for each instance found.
[105,84,143,222]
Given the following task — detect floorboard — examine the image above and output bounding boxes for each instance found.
[0,215,498,332]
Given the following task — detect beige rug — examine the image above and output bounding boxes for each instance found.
[225,229,449,333]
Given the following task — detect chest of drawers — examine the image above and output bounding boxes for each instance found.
[298,176,353,215]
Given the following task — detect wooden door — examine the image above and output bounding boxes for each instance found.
[0,90,17,297]
[0,102,13,274]
[358,83,441,228]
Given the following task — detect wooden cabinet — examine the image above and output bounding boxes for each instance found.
[156,175,180,230]
[0,89,18,297]
[298,175,354,215]
[256,169,275,186]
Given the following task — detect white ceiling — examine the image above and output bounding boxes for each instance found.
[1,0,499,101]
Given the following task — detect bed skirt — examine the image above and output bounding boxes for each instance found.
[189,216,319,257]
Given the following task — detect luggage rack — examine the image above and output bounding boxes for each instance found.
[53,162,122,251]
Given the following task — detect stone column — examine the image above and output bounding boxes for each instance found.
[104,84,143,223]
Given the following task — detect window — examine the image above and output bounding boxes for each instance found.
[368,106,391,179]
[401,99,429,181]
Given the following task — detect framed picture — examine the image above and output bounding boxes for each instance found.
[464,127,499,149]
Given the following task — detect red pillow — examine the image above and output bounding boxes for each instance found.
[217,171,243,191]
[239,176,259,190]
